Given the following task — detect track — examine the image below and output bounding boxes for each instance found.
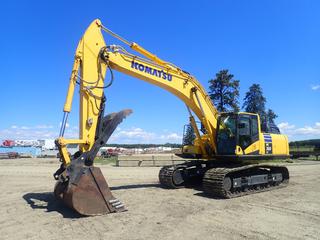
[159,163,289,198]
[202,165,289,198]
[159,165,186,188]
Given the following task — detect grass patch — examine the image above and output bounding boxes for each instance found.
[242,159,294,165]
[294,155,319,161]
[290,146,315,152]
[94,156,118,165]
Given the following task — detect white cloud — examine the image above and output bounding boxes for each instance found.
[278,122,295,130]
[0,124,60,140]
[9,125,54,130]
[59,122,70,128]
[0,124,181,144]
[111,127,155,141]
[63,130,78,138]
[35,124,54,129]
[278,121,320,140]
[0,128,57,140]
[109,127,182,144]
[160,133,182,141]
[311,85,320,90]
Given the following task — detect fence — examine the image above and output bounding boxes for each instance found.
[116,154,186,167]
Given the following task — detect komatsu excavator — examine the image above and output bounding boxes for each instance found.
[54,19,290,216]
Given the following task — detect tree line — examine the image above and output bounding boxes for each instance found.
[183,69,280,145]
[289,139,320,148]
[105,143,182,149]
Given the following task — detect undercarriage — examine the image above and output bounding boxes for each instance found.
[159,160,289,198]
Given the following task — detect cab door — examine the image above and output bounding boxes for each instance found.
[238,114,260,154]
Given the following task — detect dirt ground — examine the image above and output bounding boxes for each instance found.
[0,158,319,240]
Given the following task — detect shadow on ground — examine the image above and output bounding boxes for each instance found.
[111,182,205,191]
[193,192,225,199]
[23,184,212,217]
[23,192,82,218]
[22,184,160,218]
[110,183,161,191]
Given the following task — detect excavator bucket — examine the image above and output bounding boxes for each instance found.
[54,109,132,216]
[54,167,125,215]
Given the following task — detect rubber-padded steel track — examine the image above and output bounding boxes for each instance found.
[159,165,184,188]
[203,164,289,198]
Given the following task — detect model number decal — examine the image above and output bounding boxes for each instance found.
[265,143,272,154]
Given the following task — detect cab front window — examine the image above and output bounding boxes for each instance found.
[217,115,237,154]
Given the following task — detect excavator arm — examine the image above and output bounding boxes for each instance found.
[54,19,220,216]
[56,20,108,166]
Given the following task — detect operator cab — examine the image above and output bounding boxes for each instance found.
[217,113,260,155]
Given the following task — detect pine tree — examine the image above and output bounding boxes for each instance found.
[265,109,279,133]
[242,84,266,116]
[208,69,240,112]
[242,84,267,130]
[183,124,196,145]
[242,84,280,132]
[266,109,278,123]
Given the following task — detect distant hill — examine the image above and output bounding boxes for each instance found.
[105,143,182,149]
[289,139,320,147]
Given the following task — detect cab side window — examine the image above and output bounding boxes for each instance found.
[238,116,251,149]
[251,115,259,142]
[238,115,259,150]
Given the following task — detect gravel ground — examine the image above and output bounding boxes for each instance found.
[0,158,319,240]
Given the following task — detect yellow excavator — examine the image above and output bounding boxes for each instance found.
[54,19,290,216]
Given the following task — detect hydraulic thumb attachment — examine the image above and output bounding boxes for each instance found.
[54,109,132,216]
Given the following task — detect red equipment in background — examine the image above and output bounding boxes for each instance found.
[2,140,15,147]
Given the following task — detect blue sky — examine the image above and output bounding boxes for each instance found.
[0,0,319,143]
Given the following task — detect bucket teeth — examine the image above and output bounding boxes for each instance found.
[115,204,125,209]
[109,199,120,204]
[112,201,122,206]
[111,201,122,206]
[109,199,125,208]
